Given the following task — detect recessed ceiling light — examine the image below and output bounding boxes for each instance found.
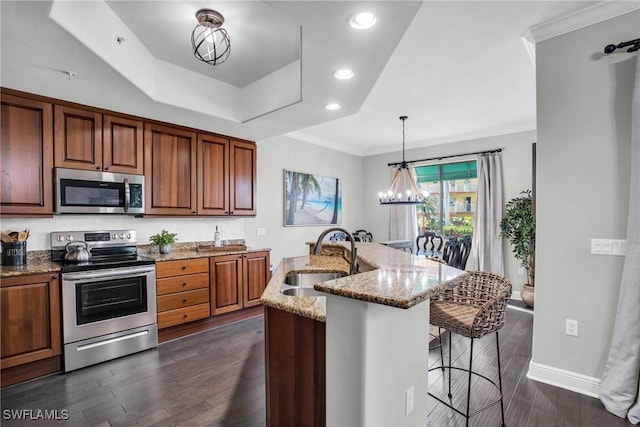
[349,12,377,30]
[324,103,342,111]
[334,69,354,80]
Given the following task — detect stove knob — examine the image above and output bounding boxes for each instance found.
[112,234,117,240]
[57,235,65,241]
[126,233,132,239]
[67,235,74,241]
[119,233,125,239]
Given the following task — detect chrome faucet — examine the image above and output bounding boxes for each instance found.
[313,227,359,275]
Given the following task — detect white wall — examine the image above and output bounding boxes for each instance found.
[0,216,246,251]
[533,10,637,384]
[244,135,363,268]
[362,130,535,293]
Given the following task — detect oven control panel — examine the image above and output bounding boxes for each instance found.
[51,230,137,249]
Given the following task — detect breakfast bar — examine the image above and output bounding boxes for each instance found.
[260,242,467,425]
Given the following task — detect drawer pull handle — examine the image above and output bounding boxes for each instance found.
[183,314,188,319]
[183,299,187,303]
[182,282,187,287]
[182,266,187,270]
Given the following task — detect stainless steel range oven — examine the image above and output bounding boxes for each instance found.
[51,230,157,372]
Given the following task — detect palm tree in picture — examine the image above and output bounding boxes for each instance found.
[286,171,300,225]
[300,174,321,210]
[331,178,340,224]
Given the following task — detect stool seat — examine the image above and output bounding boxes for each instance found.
[430,301,481,337]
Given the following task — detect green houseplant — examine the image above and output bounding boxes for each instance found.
[149,229,178,254]
[499,190,535,307]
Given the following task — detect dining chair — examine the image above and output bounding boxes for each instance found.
[416,231,444,257]
[352,229,373,242]
[328,231,347,241]
[428,271,512,427]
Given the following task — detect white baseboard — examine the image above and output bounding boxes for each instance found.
[527,361,600,398]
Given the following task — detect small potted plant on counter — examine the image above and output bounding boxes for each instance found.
[499,190,535,307]
[149,229,178,254]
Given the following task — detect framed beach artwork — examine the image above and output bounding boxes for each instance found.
[284,169,342,226]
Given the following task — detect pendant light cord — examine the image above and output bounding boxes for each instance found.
[400,115,408,166]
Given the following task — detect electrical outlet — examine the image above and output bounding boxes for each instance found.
[518,266,525,275]
[405,386,414,415]
[565,319,579,337]
[256,228,266,236]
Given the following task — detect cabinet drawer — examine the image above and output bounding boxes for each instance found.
[156,273,209,295]
[157,303,210,329]
[156,258,209,278]
[157,288,209,312]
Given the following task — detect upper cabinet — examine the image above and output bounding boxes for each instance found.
[54,106,143,174]
[144,123,197,216]
[197,135,257,216]
[0,93,54,215]
[230,139,257,216]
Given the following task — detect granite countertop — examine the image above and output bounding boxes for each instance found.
[0,256,61,278]
[0,243,271,278]
[260,242,467,322]
[140,242,271,262]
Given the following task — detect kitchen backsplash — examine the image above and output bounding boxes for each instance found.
[0,216,246,251]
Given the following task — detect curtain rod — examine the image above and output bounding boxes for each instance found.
[387,148,502,167]
[604,37,640,54]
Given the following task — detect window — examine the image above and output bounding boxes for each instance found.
[415,160,477,239]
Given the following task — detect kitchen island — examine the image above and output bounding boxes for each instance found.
[260,242,467,426]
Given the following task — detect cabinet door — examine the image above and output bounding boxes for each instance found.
[144,123,197,215]
[0,273,61,369]
[210,254,243,315]
[243,251,270,308]
[0,94,53,215]
[54,105,103,171]
[229,140,257,216]
[103,115,144,174]
[197,133,229,215]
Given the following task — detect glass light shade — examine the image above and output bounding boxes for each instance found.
[192,9,230,66]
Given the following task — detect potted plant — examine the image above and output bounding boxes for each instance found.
[149,229,178,254]
[499,190,535,307]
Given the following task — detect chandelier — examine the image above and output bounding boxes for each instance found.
[379,116,429,205]
[191,9,231,66]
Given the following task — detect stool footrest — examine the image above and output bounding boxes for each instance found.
[428,365,504,419]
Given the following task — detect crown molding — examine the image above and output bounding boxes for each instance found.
[523,1,640,44]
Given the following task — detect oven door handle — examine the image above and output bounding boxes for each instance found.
[62,265,155,282]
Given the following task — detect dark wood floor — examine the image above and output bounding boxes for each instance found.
[1,308,631,426]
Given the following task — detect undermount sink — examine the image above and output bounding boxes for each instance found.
[280,271,346,297]
[281,287,326,297]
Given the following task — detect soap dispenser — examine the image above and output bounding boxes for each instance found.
[214,226,221,247]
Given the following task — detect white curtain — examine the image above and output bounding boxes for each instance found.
[600,54,640,425]
[467,153,504,274]
[388,166,418,241]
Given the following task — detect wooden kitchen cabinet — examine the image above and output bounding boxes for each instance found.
[0,273,61,370]
[54,106,143,174]
[144,123,197,215]
[156,258,210,329]
[265,306,326,426]
[0,92,54,215]
[243,251,270,308]
[197,134,257,216]
[210,251,270,315]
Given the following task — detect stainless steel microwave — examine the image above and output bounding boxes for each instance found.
[55,168,144,214]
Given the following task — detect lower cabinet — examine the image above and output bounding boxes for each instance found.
[156,258,210,329]
[1,273,61,386]
[210,251,270,315]
[264,306,326,426]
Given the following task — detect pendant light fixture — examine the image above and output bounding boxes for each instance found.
[379,116,429,205]
[192,9,231,66]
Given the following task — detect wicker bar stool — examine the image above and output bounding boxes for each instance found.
[428,271,512,427]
